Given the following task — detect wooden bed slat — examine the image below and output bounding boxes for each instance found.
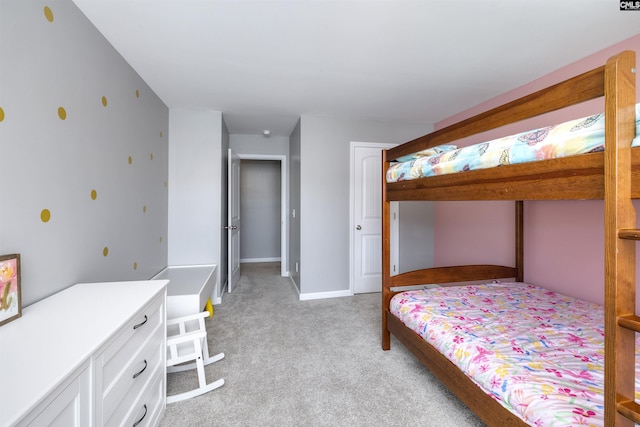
[618,229,640,240]
[387,264,518,288]
[387,148,640,202]
[617,400,640,425]
[617,314,640,332]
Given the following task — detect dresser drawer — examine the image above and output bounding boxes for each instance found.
[103,325,164,425]
[100,294,164,390]
[120,368,164,427]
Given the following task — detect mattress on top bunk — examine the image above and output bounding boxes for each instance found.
[386,104,640,183]
[390,282,640,427]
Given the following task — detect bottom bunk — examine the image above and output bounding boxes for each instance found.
[385,281,640,426]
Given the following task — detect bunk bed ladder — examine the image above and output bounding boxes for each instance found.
[604,50,637,426]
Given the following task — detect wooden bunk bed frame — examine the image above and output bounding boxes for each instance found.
[381,50,638,426]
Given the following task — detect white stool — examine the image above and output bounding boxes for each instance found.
[166,311,224,403]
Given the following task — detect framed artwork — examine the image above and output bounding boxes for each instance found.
[0,254,21,327]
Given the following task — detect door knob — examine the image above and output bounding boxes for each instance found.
[356,225,361,230]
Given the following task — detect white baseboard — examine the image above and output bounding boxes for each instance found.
[299,289,352,301]
[240,257,281,263]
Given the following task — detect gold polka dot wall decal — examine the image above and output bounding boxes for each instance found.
[103,247,109,257]
[143,205,147,213]
[150,153,154,161]
[90,189,97,200]
[128,156,132,165]
[57,106,66,120]
[40,209,51,223]
[44,6,54,22]
[160,131,163,138]
[135,89,140,98]
[101,96,107,107]
[133,262,138,270]
[0,107,4,122]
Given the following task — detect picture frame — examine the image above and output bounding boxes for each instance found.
[0,254,21,327]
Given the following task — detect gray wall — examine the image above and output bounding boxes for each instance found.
[168,109,224,300]
[299,116,432,296]
[168,109,222,265]
[0,0,169,306]
[230,134,289,156]
[239,160,281,261]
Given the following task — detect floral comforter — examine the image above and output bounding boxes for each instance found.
[390,282,640,426]
[386,104,640,183]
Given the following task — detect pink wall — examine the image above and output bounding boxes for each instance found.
[433,34,640,305]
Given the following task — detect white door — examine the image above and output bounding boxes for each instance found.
[227,149,241,293]
[351,143,396,294]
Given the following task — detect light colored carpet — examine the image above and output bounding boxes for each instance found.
[159,262,486,427]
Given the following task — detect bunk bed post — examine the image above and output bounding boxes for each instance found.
[515,201,524,282]
[382,149,392,350]
[603,50,637,427]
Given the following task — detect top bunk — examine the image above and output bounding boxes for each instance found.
[383,50,638,202]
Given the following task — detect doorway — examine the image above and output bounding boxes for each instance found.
[240,159,281,262]
[236,154,288,278]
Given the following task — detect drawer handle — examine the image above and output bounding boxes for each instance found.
[133,359,148,379]
[132,404,147,427]
[133,315,148,330]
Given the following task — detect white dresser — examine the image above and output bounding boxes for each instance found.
[0,280,168,427]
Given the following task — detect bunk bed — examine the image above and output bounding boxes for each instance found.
[381,50,639,426]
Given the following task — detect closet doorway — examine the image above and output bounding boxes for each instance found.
[237,154,288,278]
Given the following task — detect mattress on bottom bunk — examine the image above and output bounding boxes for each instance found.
[386,104,640,183]
[390,282,640,427]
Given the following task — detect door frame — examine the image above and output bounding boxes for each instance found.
[236,154,288,277]
[349,141,398,294]
[228,149,241,293]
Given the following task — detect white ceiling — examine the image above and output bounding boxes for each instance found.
[72,0,639,137]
